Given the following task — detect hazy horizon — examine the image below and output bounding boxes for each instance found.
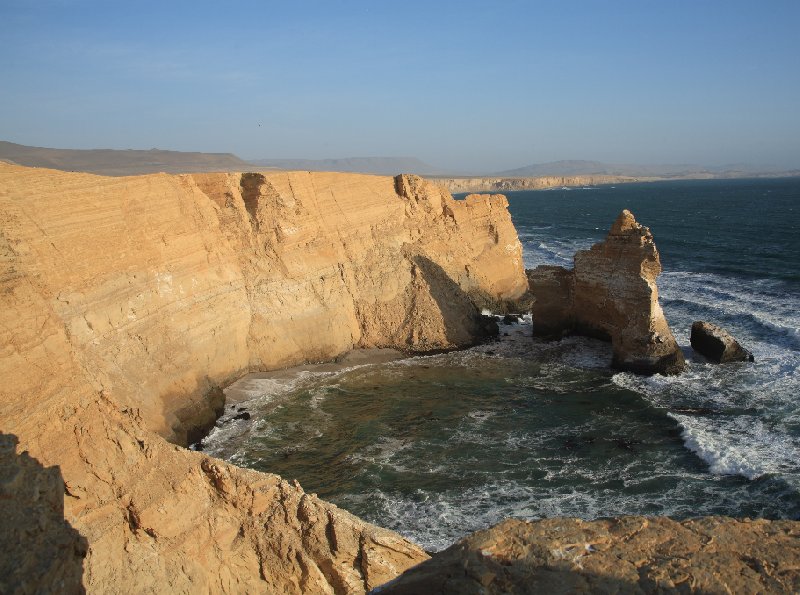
[2,1,799,172]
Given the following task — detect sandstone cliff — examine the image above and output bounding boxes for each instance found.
[528,210,685,375]
[0,163,527,593]
[378,517,800,593]
[429,174,645,193]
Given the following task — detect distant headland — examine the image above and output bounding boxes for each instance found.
[2,141,798,185]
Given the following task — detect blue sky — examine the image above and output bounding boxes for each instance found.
[1,0,799,171]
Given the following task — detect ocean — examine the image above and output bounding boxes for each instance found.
[203,177,800,552]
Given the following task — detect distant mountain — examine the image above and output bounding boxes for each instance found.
[0,141,252,176]
[491,160,800,178]
[4,141,793,180]
[248,156,448,176]
[493,160,719,178]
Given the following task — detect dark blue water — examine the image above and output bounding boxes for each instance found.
[512,178,800,283]
[205,178,800,551]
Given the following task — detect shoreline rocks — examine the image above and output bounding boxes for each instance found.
[691,321,755,363]
[528,210,685,375]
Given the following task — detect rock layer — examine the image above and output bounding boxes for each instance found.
[528,210,685,375]
[377,517,800,594]
[691,320,755,363]
[0,163,527,593]
[429,175,644,193]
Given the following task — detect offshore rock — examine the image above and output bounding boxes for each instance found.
[691,320,755,363]
[0,164,527,593]
[376,517,800,594]
[528,210,685,375]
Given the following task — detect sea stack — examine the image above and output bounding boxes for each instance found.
[528,210,685,375]
[690,321,754,363]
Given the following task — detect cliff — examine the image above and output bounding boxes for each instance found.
[378,516,800,593]
[428,174,645,193]
[528,210,685,375]
[0,163,527,593]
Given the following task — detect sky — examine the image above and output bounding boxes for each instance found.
[1,0,799,172]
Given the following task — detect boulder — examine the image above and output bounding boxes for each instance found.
[375,517,800,594]
[528,210,685,375]
[691,321,754,363]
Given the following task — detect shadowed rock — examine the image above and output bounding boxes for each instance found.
[0,433,87,594]
[691,321,754,363]
[374,517,800,594]
[528,210,685,375]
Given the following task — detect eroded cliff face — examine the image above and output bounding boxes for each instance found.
[430,174,644,193]
[0,163,526,593]
[528,210,685,375]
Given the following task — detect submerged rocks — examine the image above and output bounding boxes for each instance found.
[691,321,754,363]
[528,210,685,375]
[376,517,800,594]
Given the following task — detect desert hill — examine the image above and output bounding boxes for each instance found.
[0,141,252,176]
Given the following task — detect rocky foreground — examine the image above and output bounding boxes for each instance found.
[377,517,800,594]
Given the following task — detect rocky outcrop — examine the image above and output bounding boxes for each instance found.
[528,210,685,375]
[377,516,800,594]
[0,163,527,593]
[429,175,644,194]
[691,321,755,363]
[0,434,88,595]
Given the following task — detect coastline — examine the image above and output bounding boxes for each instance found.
[427,172,800,194]
[2,163,798,593]
[0,163,525,592]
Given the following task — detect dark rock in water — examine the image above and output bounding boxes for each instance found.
[233,411,251,421]
[479,314,500,337]
[562,435,596,450]
[502,314,520,325]
[613,438,641,451]
[690,321,754,363]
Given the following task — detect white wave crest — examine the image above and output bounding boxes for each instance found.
[669,413,800,480]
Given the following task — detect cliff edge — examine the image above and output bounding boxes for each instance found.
[0,163,526,593]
